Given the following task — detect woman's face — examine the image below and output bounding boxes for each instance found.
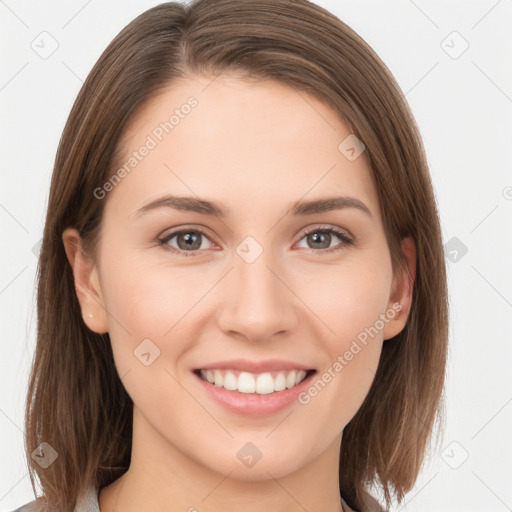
[65,73,413,482]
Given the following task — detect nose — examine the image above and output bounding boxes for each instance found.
[216,246,298,342]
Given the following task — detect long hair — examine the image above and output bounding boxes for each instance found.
[24,1,448,510]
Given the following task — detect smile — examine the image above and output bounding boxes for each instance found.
[196,368,314,395]
[192,358,318,416]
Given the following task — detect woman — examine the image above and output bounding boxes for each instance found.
[14,0,448,511]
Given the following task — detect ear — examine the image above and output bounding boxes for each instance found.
[62,227,109,334]
[383,236,416,341]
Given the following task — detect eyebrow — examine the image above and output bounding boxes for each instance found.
[135,194,373,219]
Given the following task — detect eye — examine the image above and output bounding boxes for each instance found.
[158,228,214,256]
[157,224,354,257]
[296,225,354,254]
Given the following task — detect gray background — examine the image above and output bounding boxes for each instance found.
[1,0,511,510]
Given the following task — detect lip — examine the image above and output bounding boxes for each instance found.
[192,364,317,417]
[195,358,314,373]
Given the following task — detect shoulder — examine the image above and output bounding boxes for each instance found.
[342,490,387,512]
[8,485,100,512]
[360,490,387,512]
[8,500,44,512]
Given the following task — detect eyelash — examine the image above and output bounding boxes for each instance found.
[157,224,355,257]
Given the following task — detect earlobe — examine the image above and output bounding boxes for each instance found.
[383,236,416,341]
[62,227,109,334]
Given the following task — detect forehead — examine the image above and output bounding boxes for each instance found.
[107,73,380,221]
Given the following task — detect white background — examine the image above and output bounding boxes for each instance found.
[1,0,511,510]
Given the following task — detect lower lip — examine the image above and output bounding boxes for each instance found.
[193,371,316,416]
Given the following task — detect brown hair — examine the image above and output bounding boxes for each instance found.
[24,1,448,510]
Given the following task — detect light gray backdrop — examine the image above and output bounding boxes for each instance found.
[1,0,511,510]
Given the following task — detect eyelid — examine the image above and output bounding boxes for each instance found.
[158,224,216,242]
[295,223,354,243]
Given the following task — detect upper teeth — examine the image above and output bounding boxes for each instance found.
[199,369,308,394]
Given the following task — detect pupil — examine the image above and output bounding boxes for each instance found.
[179,232,201,250]
[309,232,329,249]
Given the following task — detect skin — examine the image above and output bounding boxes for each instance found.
[63,74,416,512]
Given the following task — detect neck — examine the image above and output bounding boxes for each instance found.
[99,406,345,512]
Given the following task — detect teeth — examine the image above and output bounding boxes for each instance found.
[223,372,238,391]
[256,373,274,394]
[214,370,224,387]
[286,370,297,389]
[238,372,256,393]
[199,368,310,394]
[274,372,287,391]
[296,370,306,385]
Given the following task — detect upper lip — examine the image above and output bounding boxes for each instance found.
[195,358,315,373]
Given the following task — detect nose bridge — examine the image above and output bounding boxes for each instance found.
[216,239,295,341]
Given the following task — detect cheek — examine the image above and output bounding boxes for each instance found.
[97,256,198,418]
[96,247,201,381]
[297,282,386,436]
[301,253,393,347]
[100,249,198,334]
[294,255,392,425]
